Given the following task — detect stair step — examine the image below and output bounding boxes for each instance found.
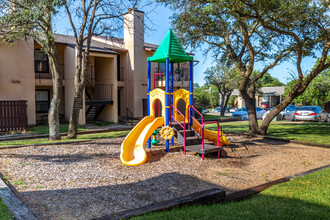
[176,130,196,137]
[185,136,202,145]
[185,144,221,154]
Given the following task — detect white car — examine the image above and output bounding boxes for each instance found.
[212,107,220,113]
[202,109,209,114]
[262,106,296,121]
[232,107,266,120]
[294,106,329,122]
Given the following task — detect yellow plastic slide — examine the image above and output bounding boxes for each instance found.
[120,116,164,166]
[192,117,231,146]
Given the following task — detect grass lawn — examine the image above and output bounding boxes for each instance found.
[26,123,86,135]
[0,130,130,147]
[0,198,13,220]
[206,121,330,145]
[202,114,228,120]
[134,168,330,219]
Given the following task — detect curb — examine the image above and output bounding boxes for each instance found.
[0,177,37,220]
[0,127,133,142]
[104,165,330,220]
[99,188,225,220]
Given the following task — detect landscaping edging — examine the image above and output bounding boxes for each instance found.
[0,177,36,220]
[0,127,133,142]
[104,164,330,220]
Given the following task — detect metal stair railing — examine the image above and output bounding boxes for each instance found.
[170,105,186,154]
[189,105,222,160]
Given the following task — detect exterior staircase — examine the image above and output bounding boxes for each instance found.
[86,104,106,122]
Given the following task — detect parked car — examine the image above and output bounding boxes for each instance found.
[294,106,328,122]
[229,108,238,113]
[287,104,298,111]
[202,109,209,114]
[212,107,220,113]
[262,106,296,121]
[232,107,266,120]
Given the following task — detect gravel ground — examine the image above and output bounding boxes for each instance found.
[0,134,329,219]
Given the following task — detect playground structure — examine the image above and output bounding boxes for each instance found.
[120,29,230,166]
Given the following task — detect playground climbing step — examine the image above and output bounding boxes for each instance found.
[185,144,222,154]
[172,122,222,157]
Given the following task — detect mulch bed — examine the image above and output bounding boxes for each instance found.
[0,134,329,219]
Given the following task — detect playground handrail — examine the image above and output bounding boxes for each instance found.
[170,105,186,155]
[200,121,222,160]
[188,105,203,125]
[188,105,222,160]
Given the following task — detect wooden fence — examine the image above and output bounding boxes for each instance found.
[0,100,28,132]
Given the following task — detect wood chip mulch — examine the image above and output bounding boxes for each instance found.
[0,134,329,219]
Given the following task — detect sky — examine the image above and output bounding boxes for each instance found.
[54,3,319,86]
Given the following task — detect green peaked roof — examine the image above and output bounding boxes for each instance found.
[147,29,193,63]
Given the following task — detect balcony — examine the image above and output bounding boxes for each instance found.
[153,67,190,88]
[85,84,113,105]
[85,84,113,122]
[35,61,65,80]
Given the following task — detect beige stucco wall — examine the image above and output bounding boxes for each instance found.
[124,9,149,118]
[63,46,81,123]
[0,40,36,125]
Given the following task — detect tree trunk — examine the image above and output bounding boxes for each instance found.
[67,94,83,139]
[219,92,225,116]
[222,92,232,116]
[48,52,62,141]
[67,49,90,139]
[241,86,258,133]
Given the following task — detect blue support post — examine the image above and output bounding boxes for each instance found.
[189,60,193,127]
[165,58,170,152]
[147,61,151,148]
[170,62,174,146]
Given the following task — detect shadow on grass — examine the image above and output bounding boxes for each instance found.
[135,193,330,220]
[268,122,330,140]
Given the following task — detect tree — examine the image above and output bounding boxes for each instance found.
[64,0,140,139]
[0,0,63,140]
[158,0,329,134]
[284,62,330,107]
[194,83,219,107]
[258,73,285,87]
[204,63,240,116]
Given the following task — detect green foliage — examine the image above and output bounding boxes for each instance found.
[0,197,13,220]
[27,123,85,135]
[284,70,330,106]
[258,73,285,87]
[135,168,330,219]
[204,64,240,93]
[227,95,237,106]
[194,83,219,106]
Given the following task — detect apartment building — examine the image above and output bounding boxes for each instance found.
[0,9,191,126]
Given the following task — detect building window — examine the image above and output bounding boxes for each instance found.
[158,63,166,73]
[34,50,49,73]
[36,90,50,113]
